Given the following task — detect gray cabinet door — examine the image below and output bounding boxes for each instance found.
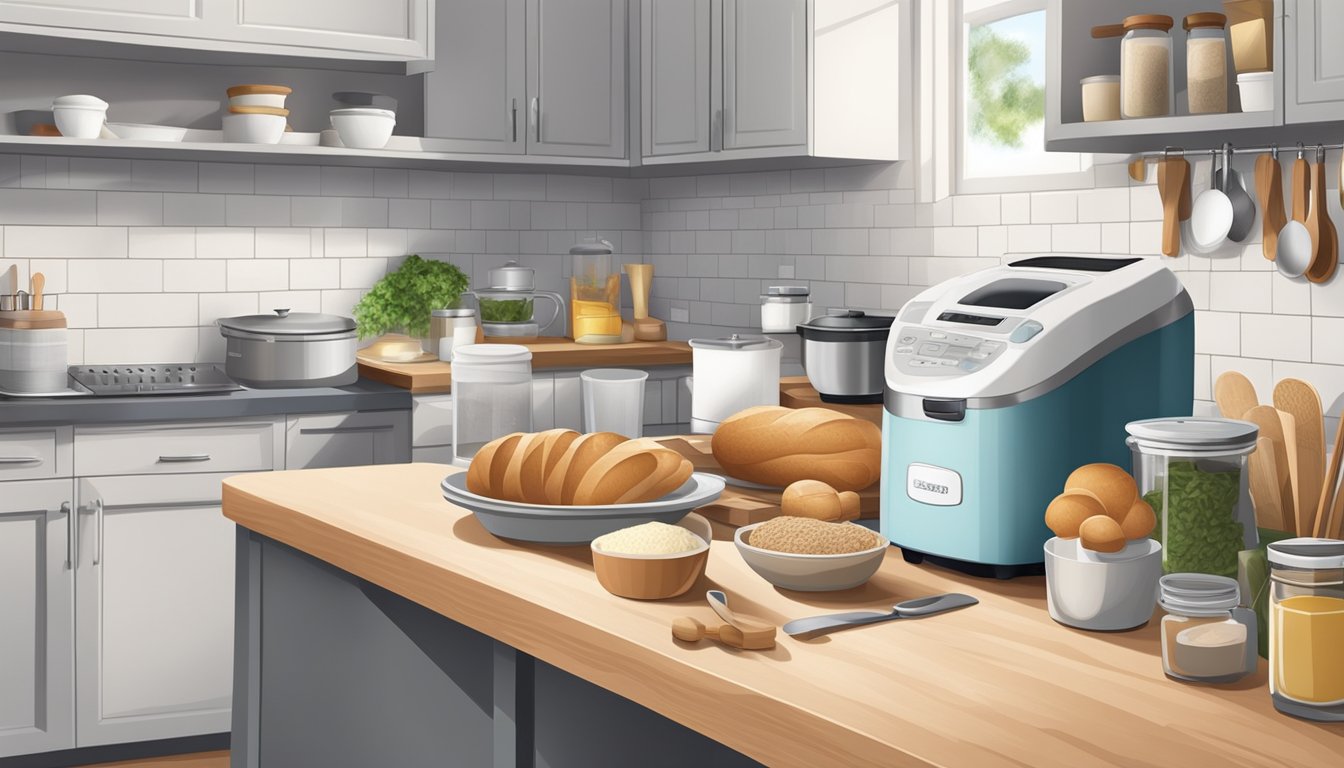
[425,0,527,154]
[0,480,74,759]
[284,411,411,469]
[74,473,235,746]
[0,0,216,39]
[526,0,628,158]
[722,0,807,151]
[642,0,712,156]
[233,0,430,58]
[1286,0,1344,123]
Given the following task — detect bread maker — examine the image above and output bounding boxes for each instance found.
[880,255,1194,579]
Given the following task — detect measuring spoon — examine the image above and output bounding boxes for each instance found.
[1217,144,1257,243]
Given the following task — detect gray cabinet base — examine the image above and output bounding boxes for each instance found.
[233,530,761,768]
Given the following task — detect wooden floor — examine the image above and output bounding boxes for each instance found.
[79,751,229,768]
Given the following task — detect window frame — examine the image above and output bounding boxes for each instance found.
[954,0,1094,195]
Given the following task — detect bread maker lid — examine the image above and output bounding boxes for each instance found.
[1125,417,1258,452]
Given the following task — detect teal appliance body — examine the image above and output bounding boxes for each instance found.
[880,255,1194,578]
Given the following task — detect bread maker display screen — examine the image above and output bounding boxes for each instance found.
[959,278,1066,311]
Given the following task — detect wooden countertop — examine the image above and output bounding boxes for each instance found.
[356,337,692,393]
[222,463,1342,768]
[778,376,882,425]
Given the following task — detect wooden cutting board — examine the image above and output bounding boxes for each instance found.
[654,435,880,527]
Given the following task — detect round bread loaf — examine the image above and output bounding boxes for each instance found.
[710,406,881,491]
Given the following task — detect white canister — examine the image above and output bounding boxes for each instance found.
[688,335,782,433]
[760,286,812,333]
[431,308,478,361]
[451,344,533,466]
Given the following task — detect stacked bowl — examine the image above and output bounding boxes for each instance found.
[223,84,291,144]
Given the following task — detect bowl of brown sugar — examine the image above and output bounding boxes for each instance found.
[734,516,889,591]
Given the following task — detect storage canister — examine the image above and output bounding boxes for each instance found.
[688,335,782,433]
[1125,418,1259,578]
[1185,13,1229,114]
[1080,75,1121,121]
[1267,538,1344,722]
[0,310,68,393]
[1094,15,1175,119]
[451,344,533,466]
[760,286,811,333]
[431,307,477,362]
[1224,0,1273,74]
[1159,573,1256,684]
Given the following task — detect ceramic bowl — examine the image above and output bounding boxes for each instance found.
[105,123,187,142]
[1044,536,1162,631]
[52,95,109,139]
[734,522,888,592]
[229,93,288,110]
[222,113,286,145]
[330,108,395,149]
[591,513,712,600]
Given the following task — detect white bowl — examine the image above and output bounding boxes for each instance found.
[330,108,395,149]
[1237,72,1274,112]
[52,94,108,109]
[105,122,187,142]
[1044,537,1162,631]
[222,113,286,145]
[279,132,321,146]
[734,522,888,592]
[52,105,107,139]
[229,93,288,110]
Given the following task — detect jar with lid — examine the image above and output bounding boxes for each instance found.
[1159,573,1256,683]
[430,307,477,362]
[1125,418,1259,578]
[450,344,533,466]
[759,286,812,333]
[1095,15,1175,119]
[1267,538,1344,722]
[1185,13,1228,114]
[570,240,622,345]
[468,261,564,340]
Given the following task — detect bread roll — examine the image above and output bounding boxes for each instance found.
[466,432,524,498]
[501,432,549,503]
[544,431,626,505]
[540,429,580,479]
[571,439,693,505]
[711,406,881,491]
[781,479,843,520]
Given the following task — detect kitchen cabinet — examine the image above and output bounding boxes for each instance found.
[0,479,74,759]
[0,0,430,61]
[0,426,69,482]
[721,0,807,151]
[73,472,236,746]
[426,0,627,160]
[73,420,277,478]
[1285,0,1344,123]
[641,0,713,156]
[285,411,411,469]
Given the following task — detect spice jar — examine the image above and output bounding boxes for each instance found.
[1185,13,1228,114]
[1267,538,1344,722]
[1159,573,1256,683]
[1125,418,1259,577]
[1095,15,1175,119]
[1081,75,1121,121]
[760,286,812,333]
[430,307,476,362]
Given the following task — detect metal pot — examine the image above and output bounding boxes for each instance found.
[797,310,894,404]
[218,309,357,388]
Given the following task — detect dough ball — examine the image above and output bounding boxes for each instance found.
[1045,490,1107,538]
[1120,496,1157,540]
[1079,514,1126,553]
[1065,463,1138,521]
[781,479,842,521]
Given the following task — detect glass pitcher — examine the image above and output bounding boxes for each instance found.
[468,261,564,339]
[570,241,622,345]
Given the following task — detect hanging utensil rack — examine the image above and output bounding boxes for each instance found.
[1135,141,1344,158]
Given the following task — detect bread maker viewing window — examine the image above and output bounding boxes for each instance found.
[1009,256,1141,271]
[959,278,1067,310]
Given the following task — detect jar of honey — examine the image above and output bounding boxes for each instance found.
[1268,538,1344,721]
[569,240,622,345]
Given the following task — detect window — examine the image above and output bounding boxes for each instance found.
[957,0,1091,193]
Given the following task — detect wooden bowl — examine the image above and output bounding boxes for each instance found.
[591,513,711,600]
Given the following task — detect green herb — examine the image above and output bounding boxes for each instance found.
[1144,460,1244,578]
[351,254,469,339]
[479,297,534,323]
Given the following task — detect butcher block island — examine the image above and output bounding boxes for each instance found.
[222,464,1342,768]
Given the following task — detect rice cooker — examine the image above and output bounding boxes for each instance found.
[881,255,1194,578]
[688,334,782,433]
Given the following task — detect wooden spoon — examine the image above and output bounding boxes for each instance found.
[1281,411,1306,536]
[1250,437,1286,532]
[1319,418,1344,539]
[1158,156,1189,257]
[1274,379,1326,536]
[1214,371,1258,419]
[30,272,44,311]
[1255,151,1288,260]
[1128,156,1148,183]
[1306,149,1339,284]
[1243,405,1297,534]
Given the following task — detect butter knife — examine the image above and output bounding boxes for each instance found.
[783,593,978,637]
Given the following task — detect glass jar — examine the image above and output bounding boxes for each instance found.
[450,344,533,466]
[430,308,476,362]
[1185,13,1228,114]
[469,261,564,339]
[1159,573,1256,683]
[570,240,622,345]
[1126,418,1259,578]
[760,286,812,333]
[1080,75,1121,122]
[1118,15,1175,118]
[1268,538,1344,721]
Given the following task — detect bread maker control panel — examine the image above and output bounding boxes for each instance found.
[891,326,1006,376]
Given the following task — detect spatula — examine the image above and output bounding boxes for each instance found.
[1243,405,1297,533]
[1280,411,1307,536]
[1158,156,1189,257]
[30,272,44,311]
[1319,419,1344,539]
[1255,150,1288,260]
[1306,149,1339,284]
[1250,437,1286,532]
[1214,371,1258,419]
[1274,379,1326,535]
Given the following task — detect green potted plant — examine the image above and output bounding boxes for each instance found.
[353,254,469,361]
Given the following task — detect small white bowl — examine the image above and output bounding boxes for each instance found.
[52,96,108,139]
[279,132,321,146]
[1237,71,1274,112]
[330,108,395,149]
[105,122,187,142]
[734,522,888,592]
[222,113,286,145]
[52,94,108,109]
[229,93,288,110]
[1044,537,1162,631]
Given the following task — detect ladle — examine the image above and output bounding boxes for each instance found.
[1277,145,1313,278]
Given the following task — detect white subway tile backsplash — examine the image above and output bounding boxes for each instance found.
[373,168,409,199]
[291,196,343,227]
[83,328,197,365]
[97,191,163,225]
[254,165,319,195]
[321,167,373,197]
[227,195,290,227]
[163,260,226,293]
[1195,311,1240,356]
[255,228,310,260]
[199,163,254,194]
[1209,271,1272,313]
[227,259,288,292]
[340,257,388,289]
[290,259,341,290]
[0,189,96,224]
[7,225,127,259]
[339,197,388,228]
[164,193,226,226]
[952,195,999,226]
[1030,192,1077,224]
[1241,313,1311,362]
[196,228,253,260]
[1001,193,1031,224]
[129,228,195,260]
[1050,223,1100,253]
[323,228,367,259]
[68,259,161,293]
[131,160,196,192]
[98,293,197,327]
[1077,188,1131,223]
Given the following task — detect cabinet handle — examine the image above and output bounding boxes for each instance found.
[299,425,395,435]
[0,455,41,465]
[93,498,103,566]
[102,499,221,512]
[712,108,723,152]
[510,97,518,142]
[157,454,211,463]
[531,97,540,141]
[61,501,73,569]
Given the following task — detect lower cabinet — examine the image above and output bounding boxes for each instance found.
[285,411,411,469]
[0,479,74,759]
[73,473,237,747]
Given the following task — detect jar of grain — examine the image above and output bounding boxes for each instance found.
[1096,15,1176,119]
[1158,573,1256,684]
[1185,13,1228,114]
[1081,75,1121,121]
[1267,538,1344,722]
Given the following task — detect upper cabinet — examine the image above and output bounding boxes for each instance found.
[1284,0,1344,124]
[426,0,627,160]
[640,0,905,165]
[0,0,431,61]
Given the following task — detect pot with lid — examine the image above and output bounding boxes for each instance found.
[218,308,358,388]
[688,334,782,433]
[797,310,895,404]
[468,261,565,339]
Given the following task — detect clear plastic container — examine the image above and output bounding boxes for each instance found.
[1126,418,1259,578]
[1268,538,1344,722]
[1185,13,1228,115]
[1159,573,1256,683]
[451,344,533,466]
[570,240,622,345]
[1080,75,1121,122]
[760,286,812,333]
[1118,16,1175,118]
